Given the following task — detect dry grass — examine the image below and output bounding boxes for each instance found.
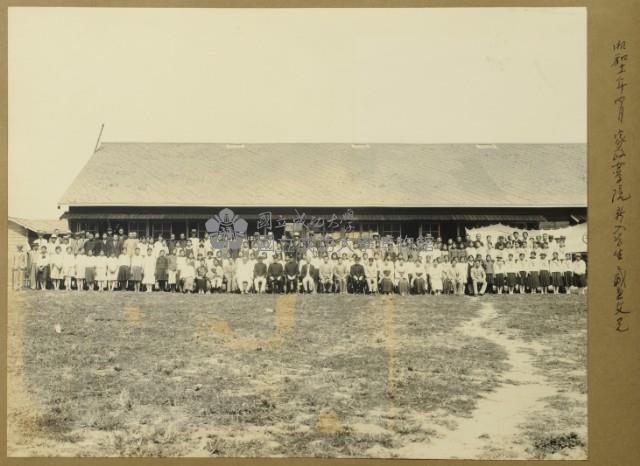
[8,292,585,457]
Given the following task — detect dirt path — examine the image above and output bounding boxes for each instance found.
[397,300,557,459]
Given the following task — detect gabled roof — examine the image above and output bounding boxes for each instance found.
[9,217,70,234]
[59,143,586,208]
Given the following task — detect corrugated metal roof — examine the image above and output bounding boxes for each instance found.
[9,217,70,234]
[59,143,586,208]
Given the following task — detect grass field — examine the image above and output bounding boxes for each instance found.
[7,291,587,458]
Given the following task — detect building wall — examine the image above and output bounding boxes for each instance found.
[64,206,587,241]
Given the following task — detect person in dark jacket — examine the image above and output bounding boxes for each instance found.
[155,250,169,291]
[83,232,96,255]
[349,256,366,294]
[267,255,284,293]
[284,255,299,293]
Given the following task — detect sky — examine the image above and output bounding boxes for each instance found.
[8,7,587,219]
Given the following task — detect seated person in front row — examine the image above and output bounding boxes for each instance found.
[349,256,366,294]
[267,255,284,293]
[284,256,299,294]
[253,256,268,293]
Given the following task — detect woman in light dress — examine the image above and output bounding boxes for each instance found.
[50,246,64,290]
[142,247,156,292]
[129,248,144,292]
[62,246,76,291]
[106,252,119,291]
[95,250,108,291]
[84,249,97,291]
[75,250,86,291]
[429,257,443,295]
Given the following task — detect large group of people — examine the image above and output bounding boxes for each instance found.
[10,227,587,296]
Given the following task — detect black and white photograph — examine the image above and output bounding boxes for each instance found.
[7,7,587,459]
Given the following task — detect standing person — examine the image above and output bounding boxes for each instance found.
[465,256,475,295]
[36,246,50,290]
[253,256,268,293]
[118,250,133,291]
[514,253,527,294]
[106,251,119,291]
[126,247,145,291]
[493,255,506,294]
[27,244,39,289]
[62,246,76,291]
[49,246,64,290]
[142,247,156,292]
[528,252,541,294]
[166,249,178,292]
[95,249,108,291]
[155,250,169,291]
[84,249,96,291]
[429,257,443,295]
[11,245,27,291]
[484,255,494,294]
[563,253,574,294]
[75,250,86,291]
[549,252,563,294]
[223,256,236,293]
[175,249,187,292]
[124,231,139,257]
[538,252,551,294]
[96,233,108,257]
[573,253,587,294]
[105,233,118,258]
[332,257,348,294]
[349,256,366,294]
[83,232,95,255]
[471,261,487,296]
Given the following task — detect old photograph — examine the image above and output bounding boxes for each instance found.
[7,7,587,459]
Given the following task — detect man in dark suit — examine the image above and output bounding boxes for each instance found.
[106,233,119,257]
[349,256,366,294]
[167,233,177,255]
[284,255,299,294]
[95,232,108,256]
[83,232,96,255]
[267,255,284,293]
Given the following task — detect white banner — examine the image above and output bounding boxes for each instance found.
[465,223,587,253]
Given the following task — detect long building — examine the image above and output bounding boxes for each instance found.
[58,142,587,240]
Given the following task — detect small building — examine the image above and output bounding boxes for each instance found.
[58,142,587,240]
[8,217,71,254]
